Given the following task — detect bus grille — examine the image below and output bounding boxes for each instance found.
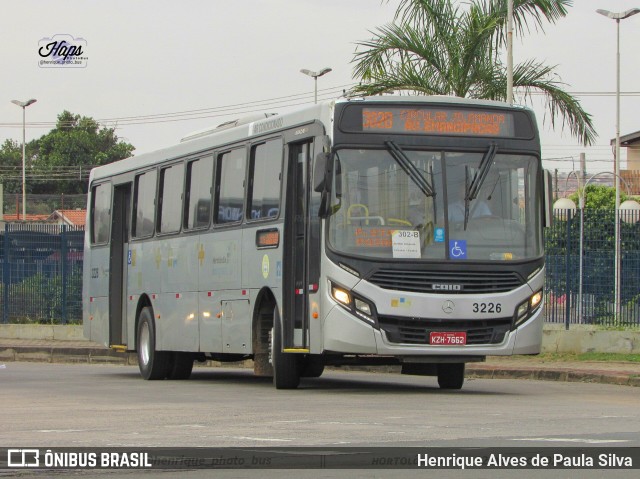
[368,269,523,294]
[377,316,513,345]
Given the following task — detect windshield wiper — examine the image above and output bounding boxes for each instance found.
[464,143,497,229]
[385,141,435,198]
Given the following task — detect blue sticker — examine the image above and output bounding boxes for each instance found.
[276,261,282,278]
[434,227,445,243]
[127,250,132,265]
[449,240,467,259]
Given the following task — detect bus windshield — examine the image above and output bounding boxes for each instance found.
[327,147,542,262]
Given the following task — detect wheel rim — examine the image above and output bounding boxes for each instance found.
[139,321,151,366]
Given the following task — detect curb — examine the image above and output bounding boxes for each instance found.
[2,345,639,387]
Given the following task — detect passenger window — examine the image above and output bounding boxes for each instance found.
[158,163,184,234]
[184,156,214,229]
[91,183,111,244]
[249,139,282,220]
[132,170,157,238]
[215,148,246,224]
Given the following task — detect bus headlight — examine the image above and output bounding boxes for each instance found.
[514,290,543,327]
[330,281,377,326]
[331,285,351,306]
[354,298,372,316]
[530,290,543,309]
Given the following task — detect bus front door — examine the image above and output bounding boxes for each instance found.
[282,140,314,351]
[108,183,131,348]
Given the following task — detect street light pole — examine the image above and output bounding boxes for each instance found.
[300,67,332,104]
[10,98,37,220]
[506,0,514,105]
[596,7,639,322]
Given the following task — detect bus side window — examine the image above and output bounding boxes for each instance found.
[158,163,184,234]
[184,156,214,229]
[132,170,157,238]
[248,138,283,221]
[91,182,111,244]
[215,148,246,224]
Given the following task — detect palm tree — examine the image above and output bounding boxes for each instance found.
[351,0,596,146]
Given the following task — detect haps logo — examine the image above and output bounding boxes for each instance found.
[431,283,463,292]
[8,449,40,468]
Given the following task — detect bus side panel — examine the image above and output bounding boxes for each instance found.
[156,235,199,352]
[199,231,243,353]
[126,241,159,344]
[85,246,110,346]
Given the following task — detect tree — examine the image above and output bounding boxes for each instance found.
[569,184,628,210]
[0,139,23,195]
[30,111,135,194]
[351,0,596,146]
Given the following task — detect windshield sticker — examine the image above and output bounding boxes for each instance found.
[434,227,445,243]
[449,240,467,260]
[392,230,421,258]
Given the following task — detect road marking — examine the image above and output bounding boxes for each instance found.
[512,438,629,444]
[232,436,292,442]
[38,429,86,433]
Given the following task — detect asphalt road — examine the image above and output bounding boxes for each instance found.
[1,362,638,478]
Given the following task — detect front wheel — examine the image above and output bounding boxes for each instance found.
[437,363,465,390]
[271,308,300,389]
[137,307,171,380]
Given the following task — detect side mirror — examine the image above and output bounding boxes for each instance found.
[543,169,553,227]
[313,152,330,193]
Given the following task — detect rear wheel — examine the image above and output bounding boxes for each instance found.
[437,363,465,390]
[137,307,171,380]
[271,307,300,389]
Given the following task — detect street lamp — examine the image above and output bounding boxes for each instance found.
[596,7,639,321]
[11,98,37,220]
[300,67,332,104]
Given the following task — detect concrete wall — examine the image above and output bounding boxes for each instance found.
[1,324,639,354]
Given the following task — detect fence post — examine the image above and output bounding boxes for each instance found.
[564,212,572,330]
[61,224,68,324]
[2,223,9,324]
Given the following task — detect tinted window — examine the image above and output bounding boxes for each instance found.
[91,183,111,244]
[184,156,214,229]
[133,170,157,238]
[249,139,282,221]
[216,149,246,224]
[158,163,184,233]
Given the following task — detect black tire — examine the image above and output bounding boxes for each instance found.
[272,308,300,389]
[437,363,465,390]
[168,352,194,380]
[136,306,171,380]
[300,355,325,378]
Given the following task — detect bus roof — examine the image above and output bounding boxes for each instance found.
[88,95,532,184]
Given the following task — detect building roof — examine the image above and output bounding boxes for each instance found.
[0,213,50,222]
[610,130,640,146]
[47,209,87,227]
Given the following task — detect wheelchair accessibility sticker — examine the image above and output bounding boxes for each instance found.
[449,240,467,259]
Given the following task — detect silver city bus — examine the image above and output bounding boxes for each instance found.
[83,95,552,389]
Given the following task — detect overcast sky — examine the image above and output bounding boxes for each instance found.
[1,0,639,175]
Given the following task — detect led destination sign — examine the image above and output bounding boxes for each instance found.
[361,107,516,137]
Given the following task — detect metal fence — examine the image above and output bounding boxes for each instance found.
[1,223,84,324]
[545,209,640,327]
[1,210,639,327]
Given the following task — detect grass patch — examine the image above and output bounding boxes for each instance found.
[538,352,640,363]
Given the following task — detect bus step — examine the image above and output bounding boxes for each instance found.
[110,345,127,353]
[283,348,310,354]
